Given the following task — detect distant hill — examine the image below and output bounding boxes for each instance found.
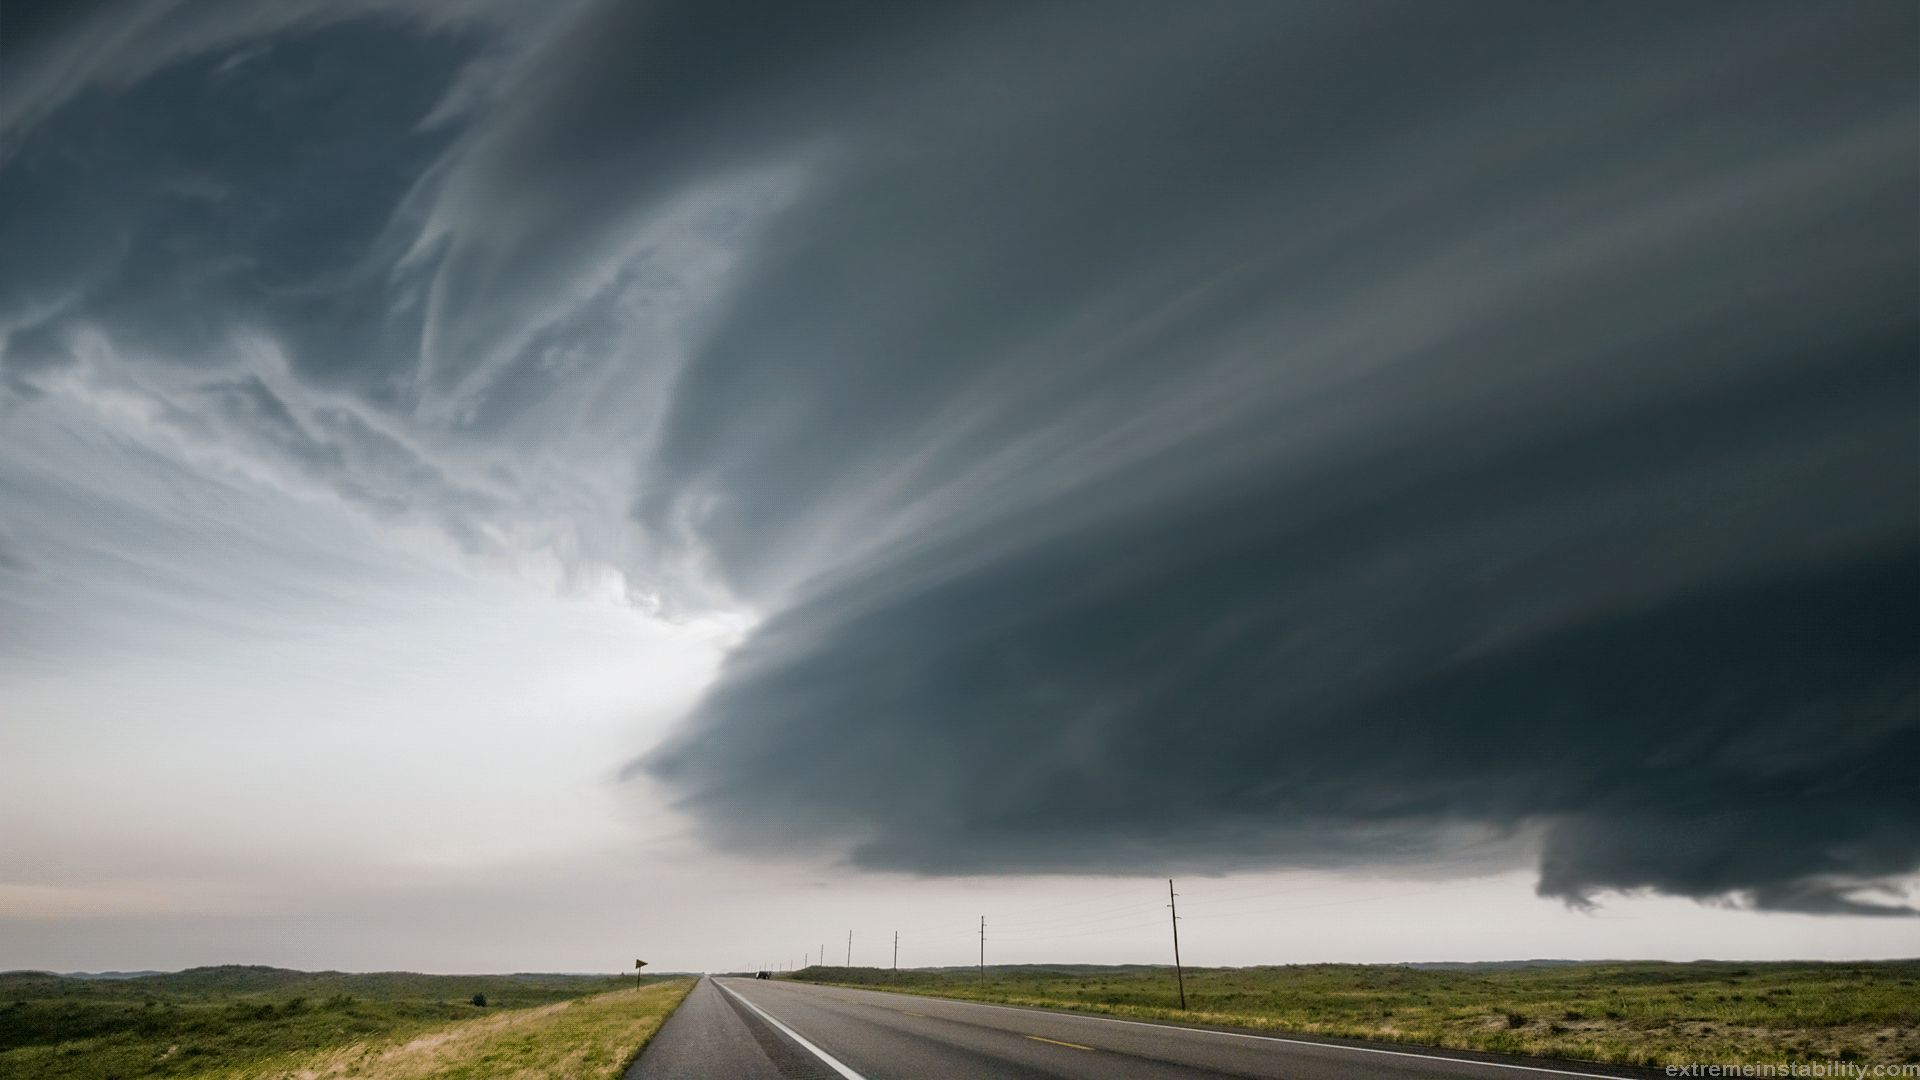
[0,971,73,994]
[0,965,632,1001]
[795,961,1607,977]
[1398,959,1603,971]
[132,965,317,992]
[1,964,669,1080]
[803,963,1171,977]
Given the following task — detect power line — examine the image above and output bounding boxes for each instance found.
[809,877,1486,976]
[992,903,1168,939]
[1187,880,1485,923]
[884,880,1168,938]
[1178,878,1359,908]
[976,880,1166,921]
[991,895,1166,929]
[992,900,1165,933]
[1007,915,1171,941]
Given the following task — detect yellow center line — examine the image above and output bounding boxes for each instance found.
[1026,1035,1094,1051]
[902,1010,929,1017]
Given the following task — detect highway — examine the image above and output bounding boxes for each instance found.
[625,976,1653,1079]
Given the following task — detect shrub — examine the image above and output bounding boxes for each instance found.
[469,994,487,1008]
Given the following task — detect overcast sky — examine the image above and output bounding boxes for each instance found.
[2,0,1915,975]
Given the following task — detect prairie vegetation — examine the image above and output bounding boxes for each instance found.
[0,966,689,1080]
[789,960,1920,1070]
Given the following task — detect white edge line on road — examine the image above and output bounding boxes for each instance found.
[802,982,1635,1080]
[716,979,870,1080]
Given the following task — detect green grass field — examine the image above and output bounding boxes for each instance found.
[789,960,1920,1070]
[0,966,688,1080]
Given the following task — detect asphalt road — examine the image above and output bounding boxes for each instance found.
[626,976,1652,1080]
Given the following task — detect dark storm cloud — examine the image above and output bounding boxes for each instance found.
[2,0,1914,914]
[0,533,27,575]
[631,0,1920,914]
[0,14,475,398]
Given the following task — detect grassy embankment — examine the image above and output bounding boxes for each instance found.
[789,960,1920,1070]
[0,966,692,1080]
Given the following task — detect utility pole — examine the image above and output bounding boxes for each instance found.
[821,944,826,969]
[1168,878,1187,1010]
[846,930,852,967]
[978,916,985,982]
[893,930,899,970]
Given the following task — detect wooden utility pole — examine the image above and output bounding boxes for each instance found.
[1168,879,1187,1009]
[846,930,852,967]
[978,916,985,981]
[893,930,899,970]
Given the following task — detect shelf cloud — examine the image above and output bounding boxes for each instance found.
[4,0,1915,917]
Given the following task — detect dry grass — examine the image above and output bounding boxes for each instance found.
[187,980,693,1080]
[792,961,1920,1070]
[0,967,638,1080]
